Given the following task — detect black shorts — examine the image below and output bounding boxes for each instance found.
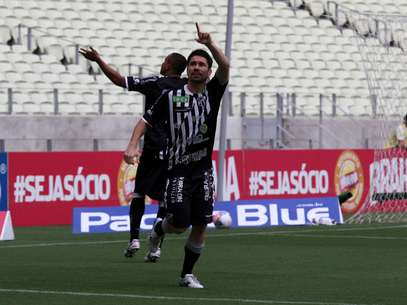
[133,151,167,201]
[164,169,215,227]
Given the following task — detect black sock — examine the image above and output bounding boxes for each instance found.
[154,219,164,236]
[181,246,201,277]
[156,204,167,219]
[129,196,145,241]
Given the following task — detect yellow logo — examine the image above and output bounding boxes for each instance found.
[117,160,138,206]
[117,160,153,206]
[334,150,364,214]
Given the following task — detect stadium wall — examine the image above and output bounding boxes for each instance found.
[284,117,397,149]
[0,116,398,151]
[0,115,267,151]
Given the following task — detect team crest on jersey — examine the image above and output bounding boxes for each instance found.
[200,123,208,134]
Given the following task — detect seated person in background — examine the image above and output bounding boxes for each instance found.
[385,114,407,149]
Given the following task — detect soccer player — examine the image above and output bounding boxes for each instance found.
[79,47,187,258]
[385,113,407,149]
[123,23,229,288]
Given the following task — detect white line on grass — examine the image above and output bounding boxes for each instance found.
[0,288,384,305]
[278,234,407,241]
[0,239,126,249]
[0,224,406,249]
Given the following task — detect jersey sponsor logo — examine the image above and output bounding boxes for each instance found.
[176,148,208,165]
[203,170,214,201]
[138,76,159,85]
[172,96,189,104]
[187,134,209,145]
[167,177,184,204]
[334,150,364,214]
[172,95,191,112]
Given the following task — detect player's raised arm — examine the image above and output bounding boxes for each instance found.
[79,46,126,88]
[195,22,229,84]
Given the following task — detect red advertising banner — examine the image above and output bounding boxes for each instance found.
[212,149,373,215]
[9,152,124,226]
[360,148,407,214]
[9,149,376,227]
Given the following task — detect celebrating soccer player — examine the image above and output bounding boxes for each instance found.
[123,23,229,288]
[79,46,187,259]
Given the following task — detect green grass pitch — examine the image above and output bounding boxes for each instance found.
[0,224,406,305]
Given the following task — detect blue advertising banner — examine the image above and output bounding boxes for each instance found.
[73,197,342,234]
[215,197,342,227]
[0,153,8,212]
[72,205,158,234]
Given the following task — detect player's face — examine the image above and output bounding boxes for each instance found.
[187,56,211,83]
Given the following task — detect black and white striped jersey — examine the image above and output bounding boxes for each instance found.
[125,75,187,152]
[143,76,227,174]
[126,75,187,110]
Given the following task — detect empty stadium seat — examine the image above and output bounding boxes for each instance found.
[0,0,405,117]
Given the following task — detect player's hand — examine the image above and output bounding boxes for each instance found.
[123,146,141,165]
[195,22,212,46]
[78,46,100,62]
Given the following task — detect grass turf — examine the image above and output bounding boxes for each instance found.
[0,224,406,305]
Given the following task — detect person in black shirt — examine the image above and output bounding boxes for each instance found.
[124,23,229,288]
[79,47,187,259]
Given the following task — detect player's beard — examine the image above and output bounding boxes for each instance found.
[189,76,206,84]
[189,72,208,84]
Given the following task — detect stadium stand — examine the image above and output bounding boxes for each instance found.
[0,0,381,117]
[0,0,406,150]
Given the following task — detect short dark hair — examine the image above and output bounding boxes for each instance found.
[404,114,407,123]
[187,49,213,68]
[167,53,187,75]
